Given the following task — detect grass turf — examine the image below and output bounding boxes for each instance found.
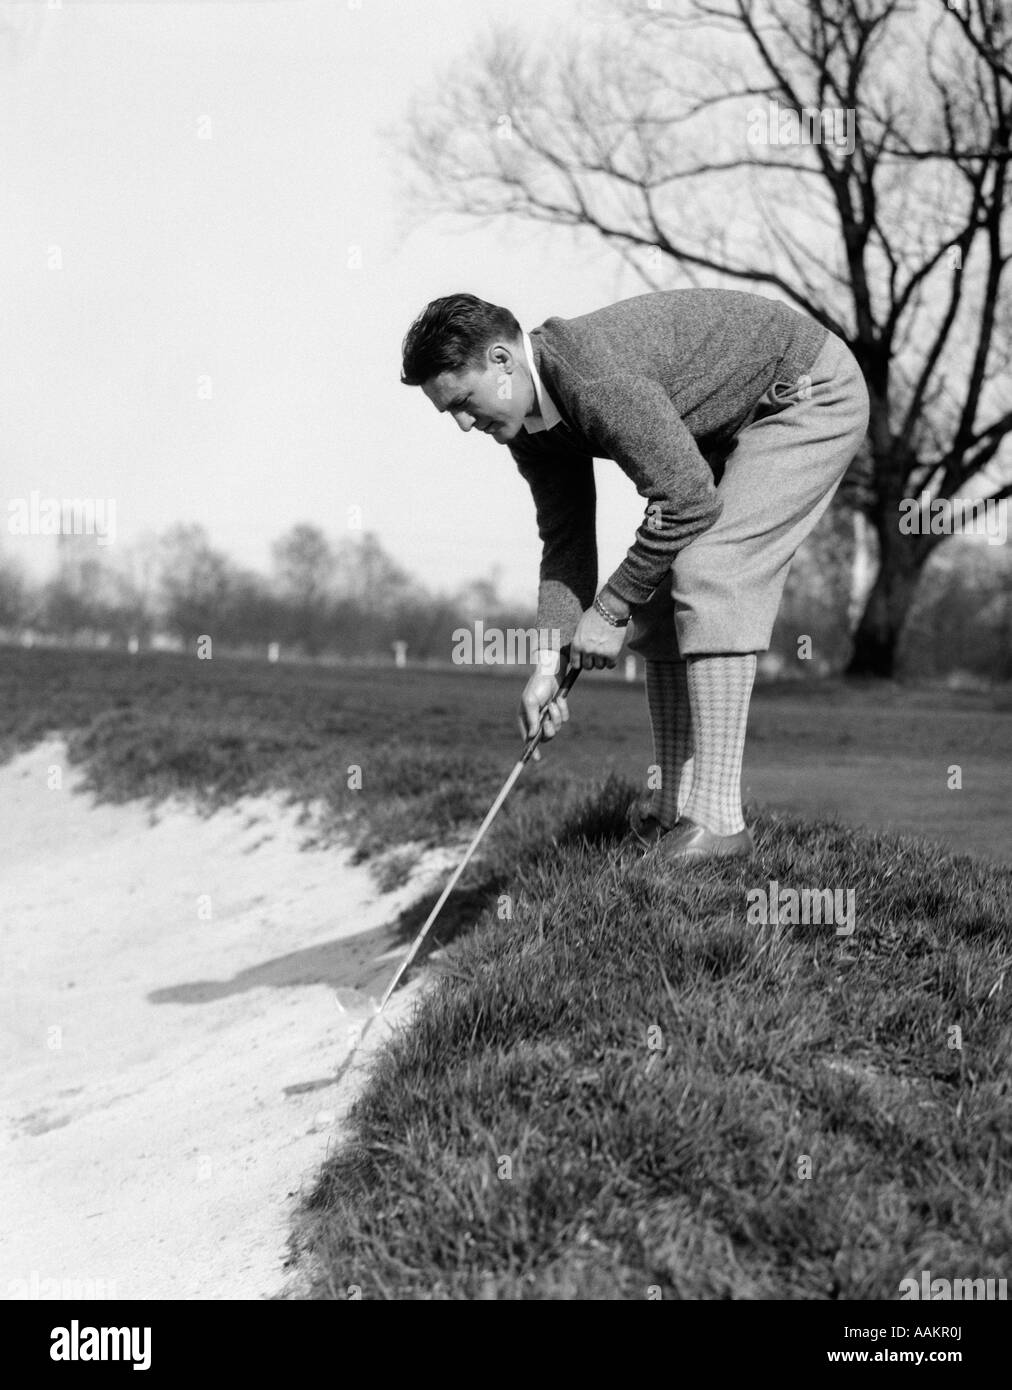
[295,777,1012,1299]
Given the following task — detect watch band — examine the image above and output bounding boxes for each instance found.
[593,593,630,627]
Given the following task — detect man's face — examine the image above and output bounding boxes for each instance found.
[421,341,534,444]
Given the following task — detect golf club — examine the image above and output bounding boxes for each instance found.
[332,663,582,1088]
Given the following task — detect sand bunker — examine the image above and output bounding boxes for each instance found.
[0,740,455,1300]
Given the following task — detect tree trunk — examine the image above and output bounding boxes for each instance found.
[845,526,924,678]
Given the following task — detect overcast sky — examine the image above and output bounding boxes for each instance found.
[1,0,655,604]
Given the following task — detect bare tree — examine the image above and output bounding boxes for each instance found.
[158,523,233,647]
[398,0,1012,675]
[0,554,30,630]
[271,523,336,655]
[333,532,413,612]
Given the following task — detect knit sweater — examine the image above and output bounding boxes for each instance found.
[507,288,828,649]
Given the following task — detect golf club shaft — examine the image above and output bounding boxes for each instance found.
[377,756,526,1012]
[378,663,580,1012]
[337,764,526,1086]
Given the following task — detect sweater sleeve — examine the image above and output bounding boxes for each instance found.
[578,374,723,607]
[509,434,598,654]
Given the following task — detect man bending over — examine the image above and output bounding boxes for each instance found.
[400,288,869,864]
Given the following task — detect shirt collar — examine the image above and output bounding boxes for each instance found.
[521,329,562,433]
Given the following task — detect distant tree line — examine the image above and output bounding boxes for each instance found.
[0,524,538,665]
[0,512,1007,680]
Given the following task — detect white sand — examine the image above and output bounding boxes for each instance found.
[0,740,456,1301]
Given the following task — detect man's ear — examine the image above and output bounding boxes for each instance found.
[488,341,516,373]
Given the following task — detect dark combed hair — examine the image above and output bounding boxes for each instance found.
[400,293,521,386]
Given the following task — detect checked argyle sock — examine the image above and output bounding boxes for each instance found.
[644,659,694,829]
[680,653,757,836]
